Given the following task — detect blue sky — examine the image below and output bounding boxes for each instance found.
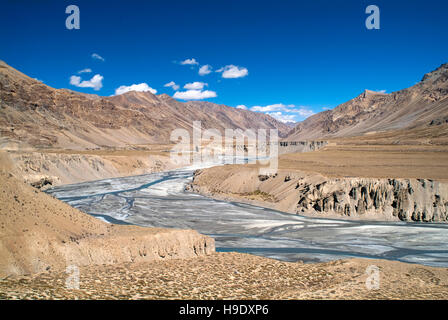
[1,0,447,123]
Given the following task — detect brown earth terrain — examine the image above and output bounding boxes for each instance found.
[275,143,448,181]
[188,143,448,222]
[1,60,448,299]
[0,59,292,187]
[4,146,179,186]
[0,160,214,277]
[2,253,448,300]
[3,148,447,300]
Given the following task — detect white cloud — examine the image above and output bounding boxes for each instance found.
[199,64,212,76]
[180,58,199,65]
[251,104,289,112]
[288,108,315,118]
[249,103,315,122]
[91,53,105,62]
[236,105,248,110]
[266,112,297,123]
[78,68,92,74]
[173,89,217,100]
[164,81,180,91]
[114,83,157,95]
[216,65,249,79]
[70,74,103,91]
[184,82,207,90]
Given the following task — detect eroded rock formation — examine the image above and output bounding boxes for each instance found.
[294,177,448,222]
[188,167,448,222]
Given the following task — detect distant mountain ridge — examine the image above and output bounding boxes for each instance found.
[0,61,290,149]
[287,63,448,141]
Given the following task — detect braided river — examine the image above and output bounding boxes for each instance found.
[47,158,448,267]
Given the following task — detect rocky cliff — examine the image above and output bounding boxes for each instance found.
[277,140,327,155]
[292,176,448,222]
[188,167,448,222]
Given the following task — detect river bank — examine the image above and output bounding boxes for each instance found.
[1,145,182,187]
[2,163,448,299]
[46,165,448,268]
[0,156,214,277]
[187,144,448,223]
[2,145,448,299]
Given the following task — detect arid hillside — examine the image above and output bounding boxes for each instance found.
[3,253,448,300]
[0,60,290,150]
[0,160,214,277]
[6,147,179,186]
[287,63,448,141]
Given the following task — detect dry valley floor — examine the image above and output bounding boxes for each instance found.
[1,253,448,300]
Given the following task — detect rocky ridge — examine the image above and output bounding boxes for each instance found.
[287,63,448,141]
[0,60,290,149]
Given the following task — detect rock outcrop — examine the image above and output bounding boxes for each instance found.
[277,140,328,154]
[293,177,448,222]
[188,167,448,222]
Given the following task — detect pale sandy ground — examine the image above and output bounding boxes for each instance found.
[1,253,448,300]
[267,143,448,181]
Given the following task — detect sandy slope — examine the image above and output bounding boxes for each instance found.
[6,148,179,186]
[0,163,214,277]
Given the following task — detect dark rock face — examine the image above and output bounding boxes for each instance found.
[277,141,328,155]
[29,177,53,189]
[295,178,448,222]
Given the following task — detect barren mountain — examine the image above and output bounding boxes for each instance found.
[0,61,289,150]
[287,63,448,141]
